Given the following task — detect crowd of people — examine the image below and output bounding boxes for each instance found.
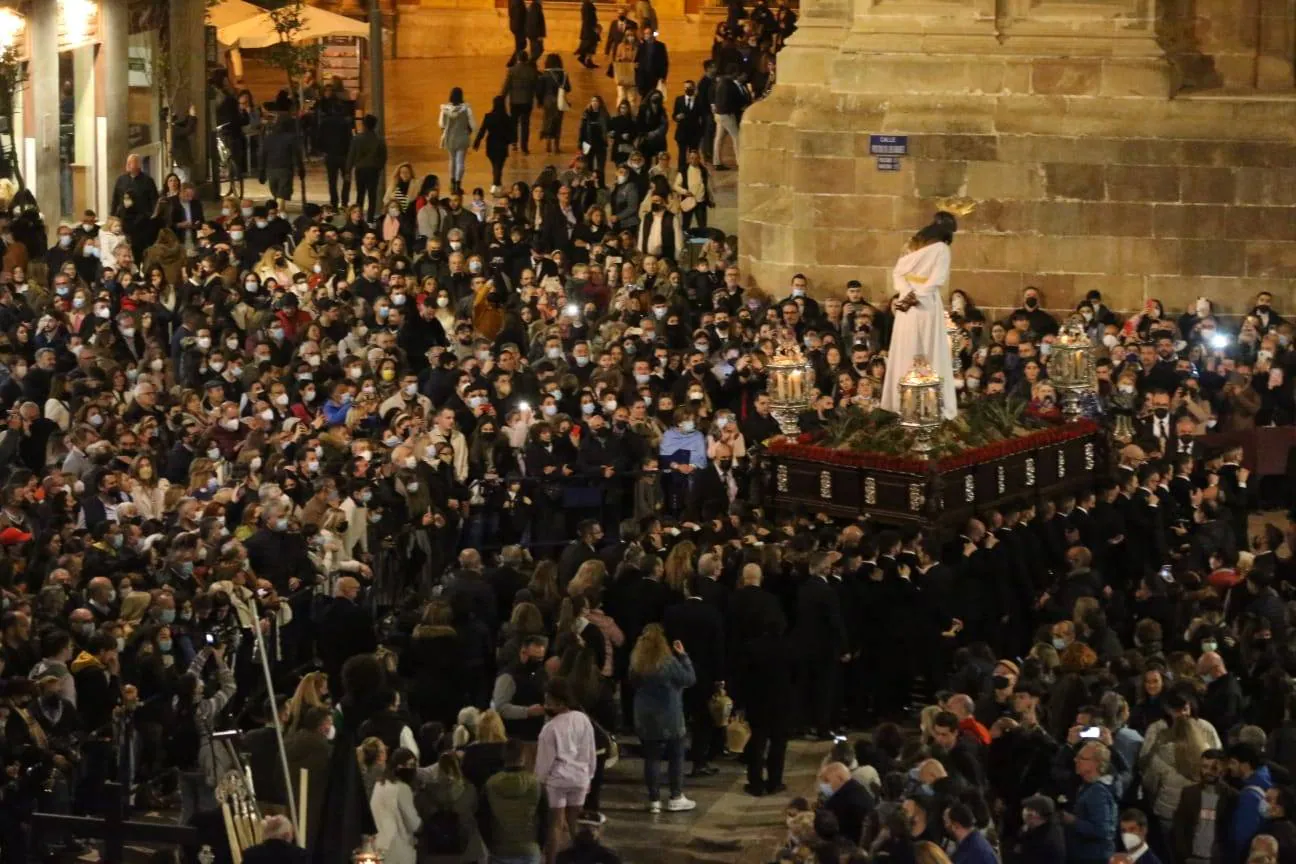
[1,1,1296,863]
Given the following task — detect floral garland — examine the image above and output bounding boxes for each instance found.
[770,420,1100,474]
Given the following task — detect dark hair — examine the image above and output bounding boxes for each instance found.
[914,211,957,246]
[299,705,331,732]
[1226,742,1262,769]
[946,802,976,831]
[362,114,378,131]
[546,677,575,708]
[1120,809,1148,829]
[932,710,959,732]
[449,87,464,105]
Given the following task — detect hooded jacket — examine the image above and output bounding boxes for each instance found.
[439,103,477,152]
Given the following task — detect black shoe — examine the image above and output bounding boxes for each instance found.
[688,765,719,777]
[767,783,787,796]
[743,783,765,797]
[715,164,733,171]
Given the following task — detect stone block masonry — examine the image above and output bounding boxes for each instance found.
[738,0,1296,315]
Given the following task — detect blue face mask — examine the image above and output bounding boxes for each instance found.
[158,639,173,652]
[159,609,176,624]
[818,781,834,800]
[180,561,194,576]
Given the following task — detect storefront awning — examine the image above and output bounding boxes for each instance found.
[215,2,370,49]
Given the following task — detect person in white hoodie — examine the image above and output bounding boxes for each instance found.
[438,88,476,196]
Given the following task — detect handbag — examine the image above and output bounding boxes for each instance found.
[708,682,733,727]
[556,74,571,112]
[725,712,752,753]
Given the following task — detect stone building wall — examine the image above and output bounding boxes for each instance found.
[737,0,1296,315]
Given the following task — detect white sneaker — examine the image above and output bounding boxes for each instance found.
[647,800,662,814]
[666,795,697,812]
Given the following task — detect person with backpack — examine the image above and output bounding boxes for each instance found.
[372,747,421,864]
[172,643,237,825]
[484,738,542,864]
[416,750,485,863]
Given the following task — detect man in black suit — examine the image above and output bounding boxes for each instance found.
[672,80,705,168]
[694,550,729,617]
[664,580,725,776]
[317,577,377,695]
[727,563,791,796]
[687,441,739,521]
[558,519,603,592]
[1136,389,1175,454]
[792,551,847,739]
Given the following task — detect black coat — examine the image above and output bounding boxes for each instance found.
[726,584,789,721]
[663,597,724,695]
[579,0,599,42]
[824,778,875,845]
[316,597,378,691]
[791,575,846,661]
[474,108,516,160]
[508,0,526,34]
[244,527,315,594]
[398,628,467,725]
[525,0,546,38]
[1005,820,1067,864]
[636,39,670,93]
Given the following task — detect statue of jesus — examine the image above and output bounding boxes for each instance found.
[880,210,961,421]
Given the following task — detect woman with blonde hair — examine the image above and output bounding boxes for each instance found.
[662,541,696,597]
[1142,713,1210,836]
[630,623,697,813]
[527,560,562,627]
[286,671,331,732]
[357,736,388,799]
[567,558,607,600]
[461,708,508,792]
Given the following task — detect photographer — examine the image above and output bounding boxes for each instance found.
[173,643,236,824]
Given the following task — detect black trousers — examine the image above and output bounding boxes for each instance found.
[354,167,381,222]
[683,203,708,232]
[325,155,350,207]
[510,102,532,152]
[529,36,545,61]
[511,30,526,61]
[489,152,507,186]
[746,722,787,789]
[687,692,717,768]
[800,658,839,736]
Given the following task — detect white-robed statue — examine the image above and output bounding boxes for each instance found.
[880,210,961,421]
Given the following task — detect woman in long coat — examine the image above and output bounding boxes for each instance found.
[536,54,572,154]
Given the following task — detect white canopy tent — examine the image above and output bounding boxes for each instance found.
[215,2,370,49]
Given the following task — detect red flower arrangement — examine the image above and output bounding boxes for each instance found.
[768,420,1100,474]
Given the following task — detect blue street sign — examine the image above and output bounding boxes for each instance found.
[869,135,909,156]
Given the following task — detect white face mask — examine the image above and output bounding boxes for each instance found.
[1121,834,1142,852]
